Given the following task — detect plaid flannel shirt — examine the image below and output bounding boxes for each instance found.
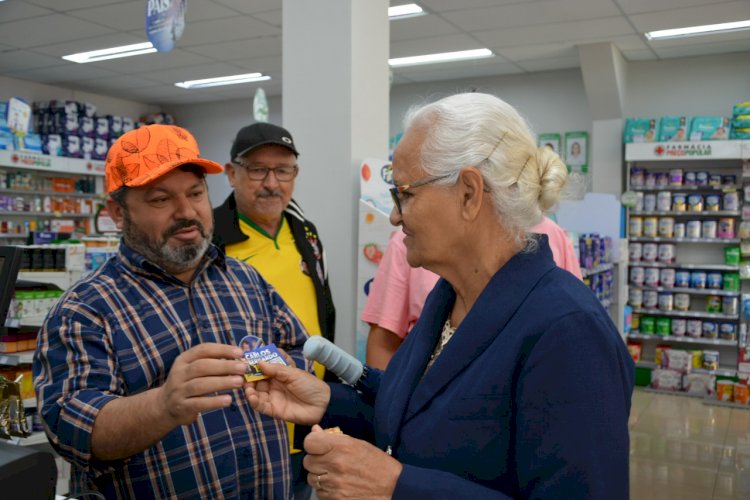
[33,242,310,499]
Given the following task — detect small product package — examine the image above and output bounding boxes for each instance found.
[682,373,716,397]
[659,116,691,142]
[651,368,682,391]
[14,133,43,153]
[623,118,659,143]
[689,116,731,141]
[661,349,692,374]
[241,337,289,382]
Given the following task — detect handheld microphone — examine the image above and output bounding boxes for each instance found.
[303,336,364,385]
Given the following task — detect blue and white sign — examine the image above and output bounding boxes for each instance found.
[146,0,187,53]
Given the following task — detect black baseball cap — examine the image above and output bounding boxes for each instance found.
[230,122,299,161]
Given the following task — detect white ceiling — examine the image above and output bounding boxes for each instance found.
[1,0,749,106]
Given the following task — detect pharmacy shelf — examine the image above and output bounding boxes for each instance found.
[0,150,105,176]
[632,308,739,320]
[631,210,741,217]
[0,210,92,218]
[581,262,613,278]
[0,188,100,199]
[18,432,49,447]
[703,398,750,410]
[628,333,737,347]
[629,285,740,297]
[635,360,736,377]
[642,387,705,399]
[625,140,748,161]
[628,261,739,271]
[630,185,740,192]
[0,350,35,366]
[629,237,741,244]
[0,233,28,239]
[18,270,80,291]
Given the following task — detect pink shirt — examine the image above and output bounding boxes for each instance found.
[361,218,582,339]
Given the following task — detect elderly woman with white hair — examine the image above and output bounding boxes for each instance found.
[246,92,634,499]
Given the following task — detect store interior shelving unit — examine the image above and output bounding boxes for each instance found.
[0,150,105,242]
[625,140,750,391]
[556,192,627,339]
[0,150,106,493]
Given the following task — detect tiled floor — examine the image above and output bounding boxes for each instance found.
[630,387,750,499]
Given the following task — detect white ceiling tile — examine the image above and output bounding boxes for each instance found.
[76,74,164,91]
[618,0,735,15]
[225,55,283,74]
[1,0,747,106]
[515,56,581,72]
[7,63,117,84]
[0,14,113,48]
[211,0,280,15]
[184,36,282,61]
[390,14,461,41]
[442,0,621,32]
[91,49,216,75]
[0,49,66,72]
[653,39,750,58]
[24,0,123,10]
[496,43,578,62]
[390,33,487,58]
[29,33,149,57]
[417,0,522,13]
[0,1,53,22]
[184,1,244,22]
[474,17,634,47]
[143,62,248,85]
[647,29,750,48]
[393,56,520,79]
[177,16,280,47]
[396,61,522,83]
[66,0,145,31]
[628,1,750,32]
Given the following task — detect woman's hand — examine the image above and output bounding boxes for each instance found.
[244,361,330,425]
[304,425,403,499]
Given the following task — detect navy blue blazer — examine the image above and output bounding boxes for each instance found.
[325,238,634,499]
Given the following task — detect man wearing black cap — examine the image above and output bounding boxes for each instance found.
[213,122,335,499]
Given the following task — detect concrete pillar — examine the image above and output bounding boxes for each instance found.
[283,0,390,354]
[578,42,629,195]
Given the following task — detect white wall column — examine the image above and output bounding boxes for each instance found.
[578,42,629,195]
[282,0,390,354]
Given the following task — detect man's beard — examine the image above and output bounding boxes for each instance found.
[122,211,211,275]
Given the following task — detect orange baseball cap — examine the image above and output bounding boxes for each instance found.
[105,124,224,193]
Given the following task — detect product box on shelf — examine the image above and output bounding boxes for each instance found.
[651,368,682,391]
[661,349,692,374]
[689,116,731,141]
[659,116,691,142]
[624,118,659,143]
[683,373,716,397]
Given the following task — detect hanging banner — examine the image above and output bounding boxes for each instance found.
[146,0,187,53]
[253,88,269,123]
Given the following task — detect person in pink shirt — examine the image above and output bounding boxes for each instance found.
[362,216,582,368]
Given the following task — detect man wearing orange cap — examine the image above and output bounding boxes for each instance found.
[33,124,310,499]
